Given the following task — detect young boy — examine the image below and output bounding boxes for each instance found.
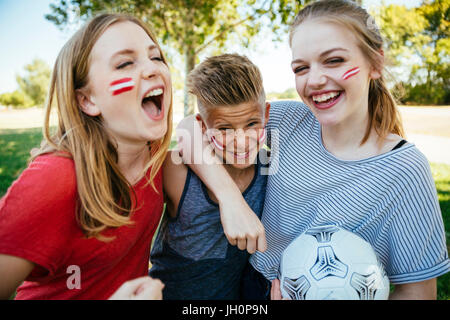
[149,54,271,299]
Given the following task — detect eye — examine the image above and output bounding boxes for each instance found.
[326,57,344,64]
[293,66,308,74]
[247,121,258,127]
[151,56,163,62]
[117,61,133,69]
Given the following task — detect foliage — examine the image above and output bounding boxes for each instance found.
[45,0,314,115]
[0,90,32,109]
[376,0,449,105]
[0,59,51,109]
[267,87,299,100]
[15,58,51,108]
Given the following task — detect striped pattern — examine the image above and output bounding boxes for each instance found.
[211,136,224,151]
[342,67,360,80]
[109,77,135,96]
[250,100,450,284]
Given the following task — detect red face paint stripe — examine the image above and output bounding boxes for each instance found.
[110,77,133,86]
[211,136,224,151]
[109,77,135,96]
[112,86,134,96]
[342,67,360,80]
[259,129,266,143]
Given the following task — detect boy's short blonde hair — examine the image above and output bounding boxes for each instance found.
[187,53,265,116]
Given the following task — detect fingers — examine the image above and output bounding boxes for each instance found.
[225,234,237,246]
[246,237,257,255]
[226,228,266,254]
[257,229,267,253]
[237,237,247,251]
[109,276,151,300]
[133,278,164,300]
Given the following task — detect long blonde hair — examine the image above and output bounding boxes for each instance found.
[289,0,404,144]
[34,13,173,240]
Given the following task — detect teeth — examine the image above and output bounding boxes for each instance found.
[144,88,163,98]
[312,91,340,103]
[234,152,248,158]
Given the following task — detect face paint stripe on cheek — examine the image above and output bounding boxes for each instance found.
[211,136,224,151]
[109,77,135,96]
[258,129,266,144]
[342,67,360,80]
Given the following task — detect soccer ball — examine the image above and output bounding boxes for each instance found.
[279,225,390,300]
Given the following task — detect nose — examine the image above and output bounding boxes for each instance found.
[141,58,159,79]
[233,129,248,152]
[306,64,327,88]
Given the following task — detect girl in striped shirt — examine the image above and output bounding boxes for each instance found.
[179,0,449,300]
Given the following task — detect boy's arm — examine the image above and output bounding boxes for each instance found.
[162,151,188,219]
[175,115,266,254]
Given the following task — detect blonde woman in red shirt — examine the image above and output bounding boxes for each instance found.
[0,13,172,300]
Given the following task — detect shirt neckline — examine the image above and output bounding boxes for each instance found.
[316,121,413,165]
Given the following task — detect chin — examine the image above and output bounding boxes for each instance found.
[311,109,343,128]
[144,123,168,142]
[226,150,259,169]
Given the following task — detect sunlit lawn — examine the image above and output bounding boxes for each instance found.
[1,127,449,299]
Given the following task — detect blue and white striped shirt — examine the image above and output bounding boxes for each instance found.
[250,100,450,284]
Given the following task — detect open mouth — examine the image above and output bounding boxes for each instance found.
[142,88,164,120]
[232,151,250,160]
[311,91,343,109]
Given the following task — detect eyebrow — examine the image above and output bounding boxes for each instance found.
[111,44,159,58]
[291,47,349,65]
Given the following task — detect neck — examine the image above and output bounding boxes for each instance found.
[224,164,254,184]
[115,140,150,185]
[321,105,374,159]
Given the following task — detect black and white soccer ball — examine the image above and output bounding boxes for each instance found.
[279,225,390,300]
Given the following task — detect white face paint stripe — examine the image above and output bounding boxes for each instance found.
[258,129,266,143]
[342,67,360,80]
[211,128,265,151]
[109,78,135,95]
[211,136,224,151]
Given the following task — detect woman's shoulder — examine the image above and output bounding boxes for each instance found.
[269,100,311,118]
[29,153,77,185]
[2,152,77,205]
[379,142,436,191]
[267,100,314,134]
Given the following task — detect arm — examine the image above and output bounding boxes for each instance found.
[389,279,437,300]
[162,151,188,219]
[176,115,266,254]
[0,254,34,300]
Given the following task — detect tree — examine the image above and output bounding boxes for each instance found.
[45,0,314,115]
[16,58,51,107]
[0,90,32,109]
[376,0,449,104]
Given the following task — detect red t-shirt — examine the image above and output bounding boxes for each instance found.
[0,154,164,299]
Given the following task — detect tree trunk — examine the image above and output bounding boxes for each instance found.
[183,50,196,116]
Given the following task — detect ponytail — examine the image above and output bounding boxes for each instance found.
[363,77,405,145]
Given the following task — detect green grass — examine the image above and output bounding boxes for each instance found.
[0,128,43,195]
[0,128,449,299]
[430,163,450,300]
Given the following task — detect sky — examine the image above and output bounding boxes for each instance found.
[0,0,422,95]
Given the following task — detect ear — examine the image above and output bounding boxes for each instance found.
[76,89,101,116]
[263,102,271,127]
[369,49,384,80]
[195,113,207,135]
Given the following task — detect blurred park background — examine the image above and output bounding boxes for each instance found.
[0,0,449,299]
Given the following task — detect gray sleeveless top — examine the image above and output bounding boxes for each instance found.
[149,150,268,300]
